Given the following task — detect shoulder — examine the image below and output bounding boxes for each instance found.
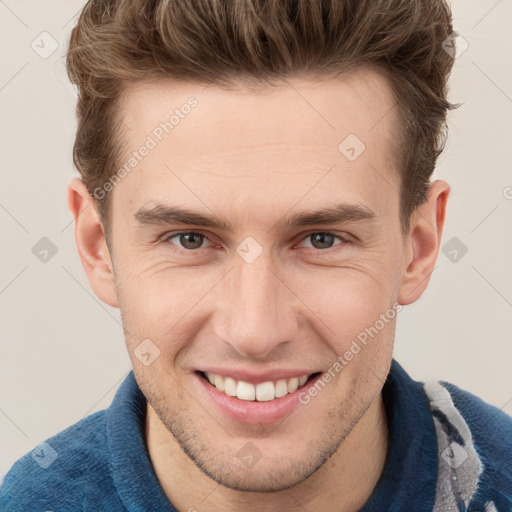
[442,381,512,441]
[0,410,123,511]
[438,381,512,511]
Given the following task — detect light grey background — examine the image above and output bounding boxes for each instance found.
[1,0,511,478]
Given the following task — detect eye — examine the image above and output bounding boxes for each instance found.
[296,232,350,251]
[164,231,211,251]
[160,230,351,255]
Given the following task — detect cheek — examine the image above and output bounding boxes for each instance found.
[296,265,399,354]
[116,264,219,343]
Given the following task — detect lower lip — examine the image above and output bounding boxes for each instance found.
[195,372,321,424]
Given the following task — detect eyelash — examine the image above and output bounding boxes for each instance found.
[160,230,352,255]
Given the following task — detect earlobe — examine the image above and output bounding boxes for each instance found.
[66,178,119,308]
[398,180,450,305]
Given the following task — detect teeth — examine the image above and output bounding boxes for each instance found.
[287,377,299,393]
[203,372,311,401]
[237,381,255,401]
[224,377,237,397]
[275,379,288,398]
[256,381,275,401]
[214,374,225,392]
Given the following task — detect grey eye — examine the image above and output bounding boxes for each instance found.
[170,232,206,250]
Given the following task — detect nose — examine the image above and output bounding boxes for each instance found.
[213,247,299,359]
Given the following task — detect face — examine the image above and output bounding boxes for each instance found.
[107,70,407,491]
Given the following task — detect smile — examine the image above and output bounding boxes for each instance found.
[201,371,319,402]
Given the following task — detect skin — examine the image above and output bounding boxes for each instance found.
[67,69,449,511]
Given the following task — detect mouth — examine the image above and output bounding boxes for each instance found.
[199,370,321,402]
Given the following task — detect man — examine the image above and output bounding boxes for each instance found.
[1,0,511,510]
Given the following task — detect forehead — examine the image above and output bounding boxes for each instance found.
[113,69,400,222]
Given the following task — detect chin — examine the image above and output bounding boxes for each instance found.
[190,451,325,493]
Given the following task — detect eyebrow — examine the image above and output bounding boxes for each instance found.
[133,202,376,231]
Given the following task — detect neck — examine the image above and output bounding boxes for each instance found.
[145,394,389,512]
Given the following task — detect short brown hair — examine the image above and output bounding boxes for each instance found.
[66,0,457,237]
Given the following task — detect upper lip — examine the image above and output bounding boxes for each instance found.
[196,368,320,384]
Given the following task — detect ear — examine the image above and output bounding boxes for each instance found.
[398,180,450,305]
[66,178,119,308]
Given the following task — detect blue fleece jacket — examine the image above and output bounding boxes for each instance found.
[1,360,511,511]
